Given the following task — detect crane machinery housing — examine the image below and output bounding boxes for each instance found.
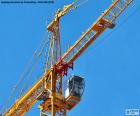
[1,0,134,116]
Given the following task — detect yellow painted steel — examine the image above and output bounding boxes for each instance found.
[3,0,133,116]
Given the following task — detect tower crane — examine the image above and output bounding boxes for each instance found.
[2,0,133,116]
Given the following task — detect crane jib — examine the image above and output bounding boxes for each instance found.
[3,0,133,115]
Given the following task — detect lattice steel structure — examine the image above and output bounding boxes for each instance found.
[3,0,133,116]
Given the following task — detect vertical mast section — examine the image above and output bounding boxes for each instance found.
[42,1,78,116]
[46,0,77,70]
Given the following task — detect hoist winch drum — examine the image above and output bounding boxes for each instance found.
[65,75,85,98]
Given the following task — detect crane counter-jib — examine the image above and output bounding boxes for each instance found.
[3,0,133,115]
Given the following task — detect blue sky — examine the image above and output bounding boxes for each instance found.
[0,0,140,116]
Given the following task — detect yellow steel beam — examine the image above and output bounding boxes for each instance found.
[3,0,133,115]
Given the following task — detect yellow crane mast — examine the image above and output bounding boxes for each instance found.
[2,0,133,116]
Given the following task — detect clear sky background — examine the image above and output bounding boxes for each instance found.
[0,0,140,116]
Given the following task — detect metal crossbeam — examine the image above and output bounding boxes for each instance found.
[3,0,133,115]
